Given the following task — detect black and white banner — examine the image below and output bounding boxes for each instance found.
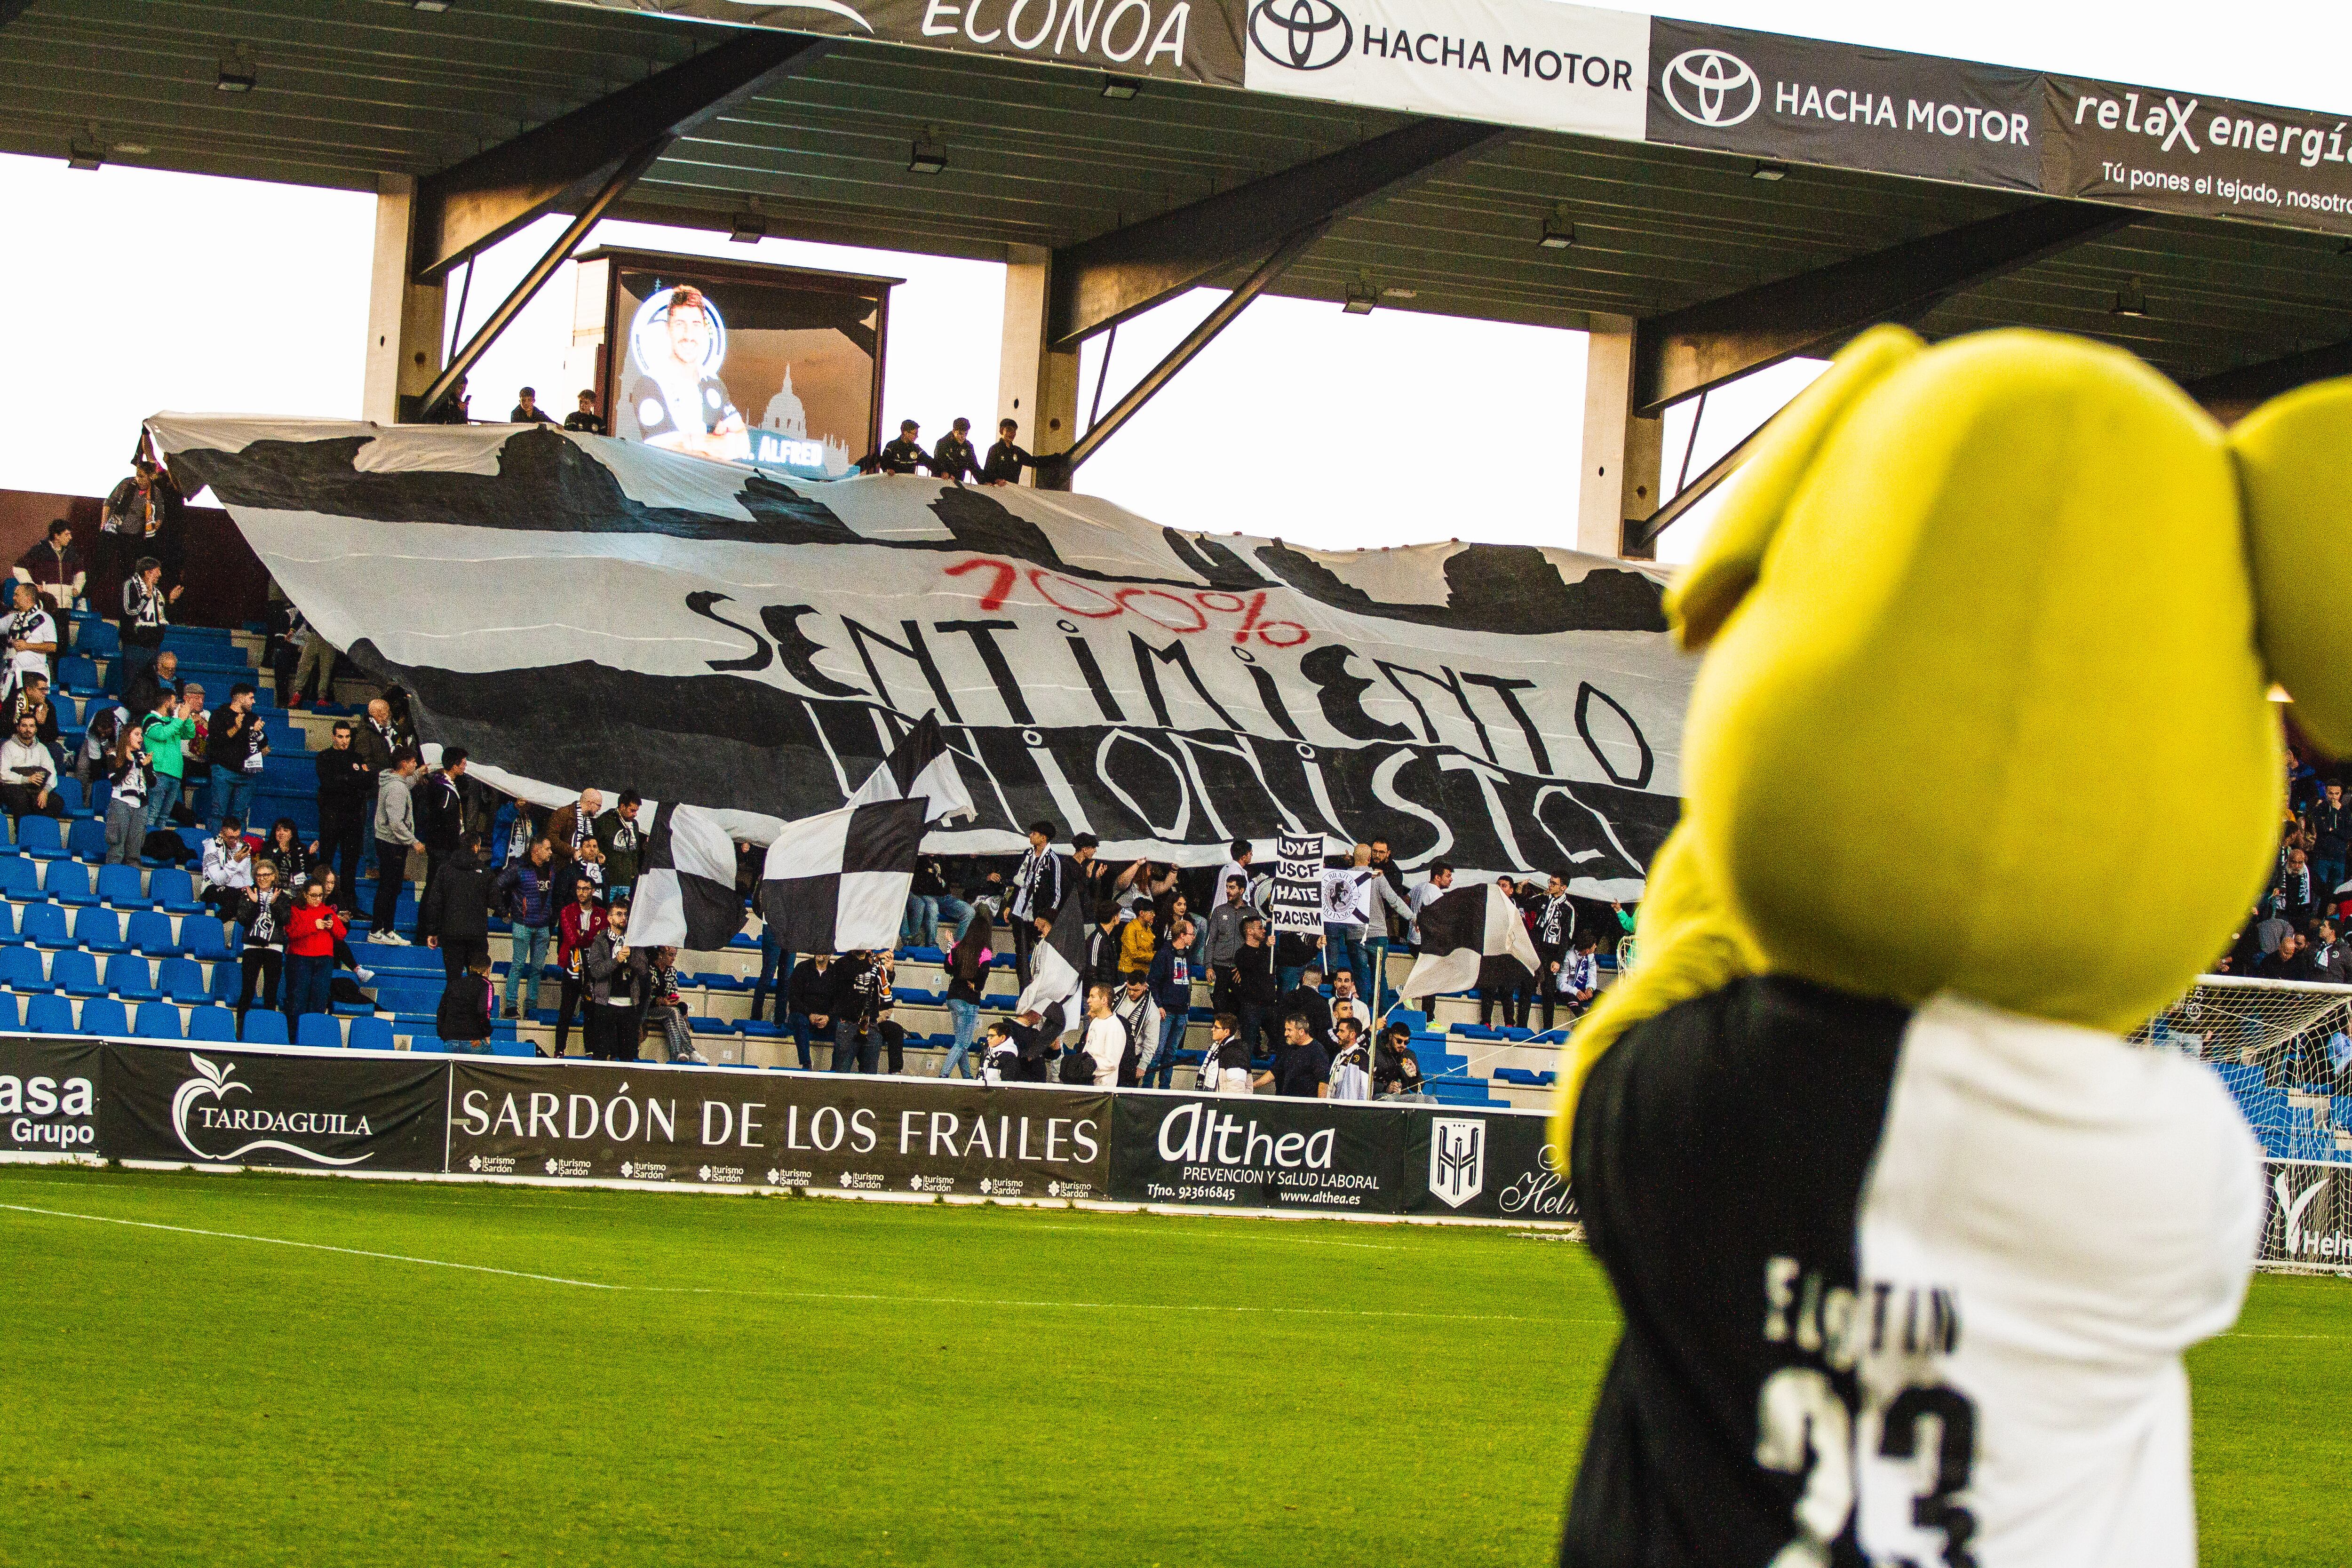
[95,1043,448,1172]
[146,416,1685,893]
[1268,831,1324,935]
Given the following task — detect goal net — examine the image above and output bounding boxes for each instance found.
[2133,976,2352,1274]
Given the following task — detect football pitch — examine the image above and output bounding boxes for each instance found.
[1,1165,2346,1567]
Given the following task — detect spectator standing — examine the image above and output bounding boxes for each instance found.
[102,460,177,588]
[495,837,559,1019]
[1004,820,1065,985]
[352,697,401,777]
[782,950,835,1071]
[282,881,345,1027]
[1409,863,1456,947]
[139,687,199,835]
[594,790,645,902]
[1368,837,1412,943]
[939,917,993,1080]
[1320,843,1393,1001]
[1531,872,1575,989]
[412,747,470,917]
[102,720,151,864]
[1082,901,1124,993]
[0,712,63,824]
[3,581,58,697]
[1204,1013,1252,1096]
[1079,984,1125,1087]
[509,387,554,424]
[113,556,178,700]
[1202,876,1250,971]
[260,818,313,891]
[207,684,267,829]
[547,786,603,863]
[1329,970,1371,1040]
[2312,781,2351,899]
[197,818,255,914]
[175,681,210,818]
[1256,1013,1330,1098]
[552,879,607,1058]
[1329,1016,1371,1100]
[77,699,126,787]
[230,860,291,1026]
[1215,840,1257,908]
[2279,846,2318,929]
[433,954,498,1053]
[1144,915,1196,1090]
[931,417,982,486]
[314,722,374,910]
[1478,876,1533,1029]
[1118,901,1158,979]
[421,831,495,986]
[1111,975,1160,1088]
[564,390,605,435]
[369,749,421,942]
[981,1019,1022,1083]
[13,519,85,617]
[1279,964,1333,1045]
[581,902,645,1060]
[1373,1022,1425,1100]
[981,418,1039,485]
[831,950,892,1073]
[121,648,179,735]
[285,615,338,708]
[427,375,472,424]
[1220,916,1279,1062]
[1273,925,1322,997]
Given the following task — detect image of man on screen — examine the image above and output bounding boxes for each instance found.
[628,285,747,462]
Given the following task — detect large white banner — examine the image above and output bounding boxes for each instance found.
[146,415,1690,893]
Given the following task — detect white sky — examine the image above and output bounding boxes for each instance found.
[0,2,2339,565]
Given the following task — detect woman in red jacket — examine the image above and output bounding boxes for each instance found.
[283,879,347,1030]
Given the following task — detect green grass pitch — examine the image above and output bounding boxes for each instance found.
[0,1164,2345,1566]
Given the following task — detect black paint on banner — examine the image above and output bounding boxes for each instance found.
[98,1041,448,1171]
[447,1059,1112,1199]
[1109,1092,1407,1211]
[1647,18,2041,191]
[0,1035,104,1155]
[1401,1104,1574,1220]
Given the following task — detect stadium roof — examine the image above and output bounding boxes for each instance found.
[6,0,2350,418]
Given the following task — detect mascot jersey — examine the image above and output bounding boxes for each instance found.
[1550,324,2352,1568]
[1562,979,2258,1568]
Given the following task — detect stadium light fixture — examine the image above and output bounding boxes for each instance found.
[66,126,102,170]
[908,131,947,175]
[1539,205,1575,249]
[2112,279,2149,318]
[1343,273,1378,315]
[729,197,766,244]
[1751,162,1788,181]
[217,44,257,93]
[1101,76,1140,100]
[411,0,453,11]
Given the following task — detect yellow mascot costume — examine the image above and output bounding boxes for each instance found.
[1554,324,2343,1567]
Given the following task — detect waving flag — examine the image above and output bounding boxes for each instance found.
[627,803,747,953]
[1397,883,1540,1001]
[846,711,975,824]
[758,798,927,955]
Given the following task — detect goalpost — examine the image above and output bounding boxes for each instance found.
[2134,975,2352,1275]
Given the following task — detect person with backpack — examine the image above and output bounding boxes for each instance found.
[1111,975,1159,1089]
[1074,984,1126,1087]
[494,836,559,1020]
[435,952,497,1054]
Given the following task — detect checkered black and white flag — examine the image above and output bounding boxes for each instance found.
[758,798,928,955]
[627,802,747,953]
[845,711,975,825]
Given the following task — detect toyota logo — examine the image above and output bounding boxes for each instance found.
[1248,0,1352,72]
[1662,47,1761,127]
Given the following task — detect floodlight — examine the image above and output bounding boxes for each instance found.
[1342,278,1377,315]
[1102,76,1140,100]
[1539,210,1575,249]
[729,206,766,244]
[2112,280,2149,318]
[1751,162,1788,181]
[411,0,453,11]
[908,135,947,175]
[66,138,102,171]
[217,46,257,92]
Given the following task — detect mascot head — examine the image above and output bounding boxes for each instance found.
[1557,324,2352,1142]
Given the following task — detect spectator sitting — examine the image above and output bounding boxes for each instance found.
[980,1018,1023,1084]
[12,518,85,617]
[594,789,645,901]
[563,389,605,435]
[435,952,498,1054]
[931,416,982,486]
[1551,933,1601,1024]
[642,946,703,1064]
[1329,1016,1371,1100]
[1255,1013,1330,1098]
[102,720,152,864]
[426,374,471,424]
[368,748,421,944]
[1118,900,1157,978]
[552,877,608,1059]
[1373,1021,1425,1099]
[77,698,127,786]
[122,647,180,730]
[509,386,554,424]
[830,949,892,1074]
[0,710,64,823]
[197,818,256,914]
[5,672,61,752]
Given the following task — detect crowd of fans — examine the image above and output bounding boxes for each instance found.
[2219,747,2352,987]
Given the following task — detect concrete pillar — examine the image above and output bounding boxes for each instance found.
[1577,314,1664,559]
[360,173,448,425]
[997,245,1081,485]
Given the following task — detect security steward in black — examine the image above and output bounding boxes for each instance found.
[982,418,1041,485]
[932,417,983,486]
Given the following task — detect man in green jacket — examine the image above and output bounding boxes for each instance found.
[594,790,646,902]
[141,689,200,836]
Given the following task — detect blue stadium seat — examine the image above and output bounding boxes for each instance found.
[0,991,19,1030]
[50,950,103,999]
[13,816,64,860]
[134,1002,183,1041]
[157,956,210,1003]
[73,906,127,955]
[347,1015,394,1051]
[180,920,230,962]
[58,655,99,694]
[125,910,179,955]
[24,993,72,1035]
[67,819,107,861]
[0,946,47,992]
[148,867,202,913]
[295,1013,343,1049]
[186,1005,237,1042]
[51,777,83,817]
[239,1009,289,1046]
[105,953,158,1002]
[20,902,70,948]
[43,860,94,907]
[0,855,39,901]
[76,997,126,1037]
[0,902,21,946]
[97,863,148,908]
[75,622,117,657]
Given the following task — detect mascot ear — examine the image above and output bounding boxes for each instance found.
[1666,324,1926,651]
[1549,821,1759,1159]
[2231,379,2352,757]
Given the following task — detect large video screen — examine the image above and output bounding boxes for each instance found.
[590,250,892,482]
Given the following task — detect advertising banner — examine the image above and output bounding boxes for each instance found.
[1645,18,2041,191]
[2263,1160,2352,1272]
[448,1059,1112,1199]
[2041,77,2352,236]
[0,1036,104,1157]
[147,414,1686,893]
[1240,0,1647,141]
[1108,1091,1407,1211]
[1399,1102,1571,1220]
[97,1043,448,1172]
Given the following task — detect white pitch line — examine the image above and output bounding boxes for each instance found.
[0,1203,621,1289]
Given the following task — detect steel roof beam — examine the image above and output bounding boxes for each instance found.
[408,28,834,282]
[2184,339,2352,422]
[1047,118,1508,348]
[1632,200,2133,415]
